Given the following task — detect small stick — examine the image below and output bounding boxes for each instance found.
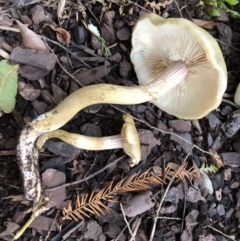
[181,181,187,233]
[40,36,90,69]
[149,146,194,241]
[173,0,183,18]
[62,221,84,240]
[114,217,135,241]
[42,37,84,87]
[129,217,142,241]
[0,150,16,156]
[120,203,134,237]
[158,216,181,220]
[0,25,20,32]
[46,155,125,192]
[206,225,236,241]
[44,210,60,241]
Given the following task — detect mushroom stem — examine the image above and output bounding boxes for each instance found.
[36,113,141,167]
[36,130,124,151]
[17,60,188,202]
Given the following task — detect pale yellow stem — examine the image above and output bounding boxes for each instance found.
[36,130,123,151]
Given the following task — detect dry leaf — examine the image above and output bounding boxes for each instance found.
[16,20,48,51]
[144,0,173,13]
[192,18,217,29]
[46,24,70,45]
[0,48,9,59]
[63,163,198,221]
[2,42,13,52]
[209,149,224,168]
[55,28,71,45]
[57,0,66,18]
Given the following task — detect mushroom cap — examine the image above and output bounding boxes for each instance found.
[131,13,227,119]
[234,83,240,106]
[121,113,141,166]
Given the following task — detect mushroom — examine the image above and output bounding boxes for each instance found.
[16,13,227,215]
[17,58,188,203]
[131,13,227,119]
[234,83,240,106]
[36,113,141,167]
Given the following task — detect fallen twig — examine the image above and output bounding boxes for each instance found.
[149,146,194,241]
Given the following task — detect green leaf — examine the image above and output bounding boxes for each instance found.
[200,163,219,174]
[0,60,19,113]
[224,0,239,5]
[218,0,240,17]
[225,7,240,17]
[205,0,218,6]
[208,8,221,16]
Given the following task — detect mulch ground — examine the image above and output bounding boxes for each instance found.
[0,0,240,240]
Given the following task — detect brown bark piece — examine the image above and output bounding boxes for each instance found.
[119,58,131,79]
[42,169,67,208]
[160,204,178,214]
[170,132,192,153]
[0,14,13,26]
[51,83,67,104]
[30,5,51,24]
[30,216,56,231]
[109,52,122,63]
[80,123,102,137]
[139,129,158,161]
[116,27,131,41]
[103,223,125,240]
[181,210,199,241]
[198,234,217,241]
[122,191,154,217]
[101,24,116,44]
[73,65,110,86]
[169,119,191,132]
[221,152,240,167]
[156,120,168,131]
[222,115,240,138]
[19,65,50,80]
[83,220,106,241]
[18,82,41,101]
[0,222,20,239]
[206,112,221,130]
[44,140,81,157]
[41,89,55,105]
[10,47,57,71]
[31,100,48,114]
